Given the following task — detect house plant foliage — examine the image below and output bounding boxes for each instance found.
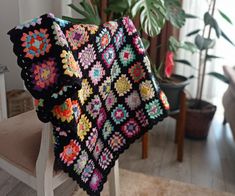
[62,0,187,44]
[178,0,233,139]
[154,36,196,111]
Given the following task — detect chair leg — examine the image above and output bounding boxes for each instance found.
[142,132,148,159]
[223,116,227,125]
[36,123,54,196]
[174,120,179,144]
[36,179,54,196]
[109,160,120,196]
[176,91,186,162]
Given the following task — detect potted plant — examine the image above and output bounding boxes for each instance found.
[154,36,197,111]
[62,0,186,37]
[176,0,233,139]
[62,0,233,140]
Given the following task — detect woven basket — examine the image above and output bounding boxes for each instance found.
[7,89,34,117]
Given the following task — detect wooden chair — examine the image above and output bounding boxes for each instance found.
[142,91,187,162]
[0,110,120,196]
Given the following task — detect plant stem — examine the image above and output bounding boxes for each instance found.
[196,27,206,99]
[196,0,216,101]
[196,0,213,100]
[198,0,216,101]
[196,45,204,99]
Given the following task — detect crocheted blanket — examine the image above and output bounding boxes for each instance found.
[8,13,169,195]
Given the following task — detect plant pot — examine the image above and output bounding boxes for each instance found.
[160,74,189,111]
[185,99,217,140]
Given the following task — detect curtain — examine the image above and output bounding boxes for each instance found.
[176,0,235,101]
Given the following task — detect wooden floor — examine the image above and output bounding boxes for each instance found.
[0,109,235,195]
[119,112,235,194]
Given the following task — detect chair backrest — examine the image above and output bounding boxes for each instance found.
[35,122,57,196]
[36,123,54,176]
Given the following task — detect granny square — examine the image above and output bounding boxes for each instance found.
[8,13,169,195]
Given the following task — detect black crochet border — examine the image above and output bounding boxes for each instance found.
[8,14,81,122]
[8,14,169,195]
[54,104,168,196]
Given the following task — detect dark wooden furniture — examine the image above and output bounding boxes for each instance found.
[142,91,187,162]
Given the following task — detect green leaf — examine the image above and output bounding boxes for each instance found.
[180,41,197,53]
[185,13,198,19]
[168,37,197,53]
[61,16,80,24]
[65,0,101,25]
[221,30,235,46]
[106,6,127,14]
[174,59,192,66]
[93,0,101,5]
[141,37,150,50]
[68,4,88,17]
[80,1,94,15]
[207,72,229,84]
[204,12,221,38]
[131,0,166,37]
[195,35,215,50]
[218,10,233,25]
[206,54,222,61]
[156,61,164,80]
[164,0,186,28]
[186,29,201,37]
[174,59,197,70]
[106,0,129,14]
[168,36,180,52]
[188,75,195,79]
[127,0,135,7]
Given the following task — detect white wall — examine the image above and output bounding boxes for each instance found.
[54,0,72,18]
[0,0,71,91]
[18,0,53,22]
[0,0,23,90]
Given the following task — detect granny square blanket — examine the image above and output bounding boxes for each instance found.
[8,13,169,195]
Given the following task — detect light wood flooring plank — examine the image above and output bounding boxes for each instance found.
[7,182,35,196]
[212,115,235,193]
[6,177,77,196]
[0,170,20,196]
[159,140,192,184]
[191,137,213,188]
[220,158,235,193]
[208,120,226,191]
[55,179,77,196]
[159,118,192,184]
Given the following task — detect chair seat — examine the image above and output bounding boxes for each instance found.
[0,110,43,175]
